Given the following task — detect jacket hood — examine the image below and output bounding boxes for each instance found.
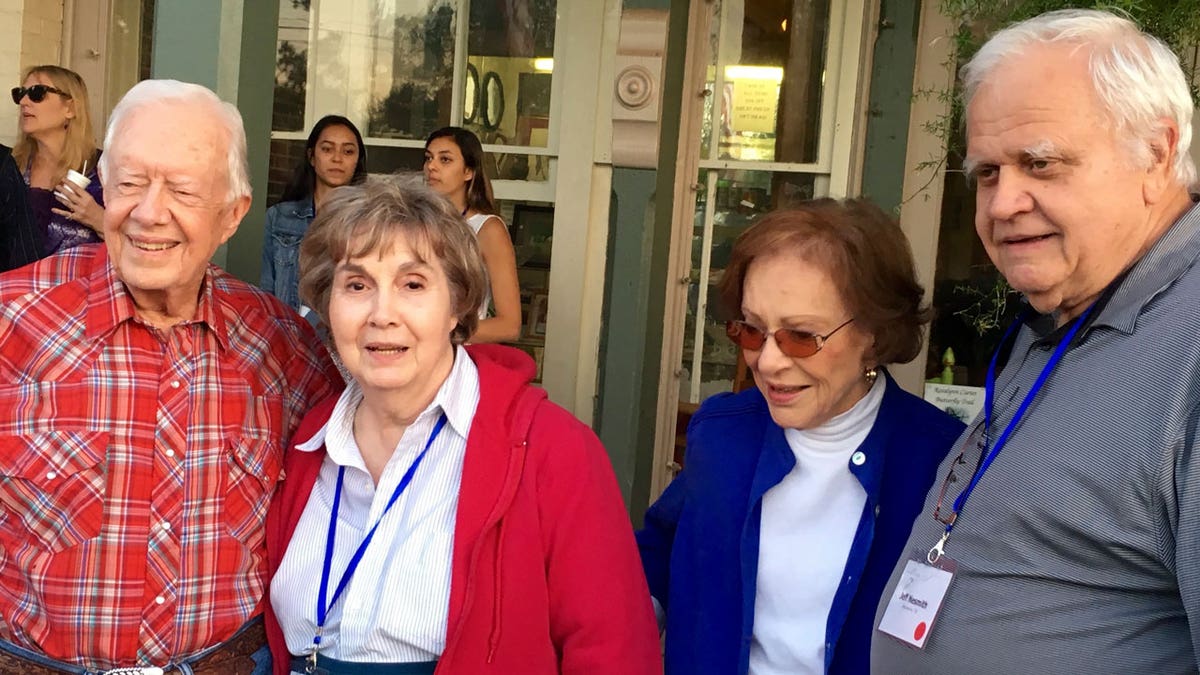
[465,344,538,417]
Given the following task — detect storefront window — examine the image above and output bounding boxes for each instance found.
[464,0,556,148]
[267,0,559,379]
[678,0,834,406]
[927,161,1021,390]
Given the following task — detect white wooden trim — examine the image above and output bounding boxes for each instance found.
[688,169,720,401]
[696,159,828,173]
[650,0,712,501]
[825,0,869,198]
[538,0,620,419]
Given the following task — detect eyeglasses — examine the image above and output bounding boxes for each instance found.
[11,84,72,105]
[726,317,854,358]
[931,428,984,525]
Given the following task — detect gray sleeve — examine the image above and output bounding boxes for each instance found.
[1169,402,1200,668]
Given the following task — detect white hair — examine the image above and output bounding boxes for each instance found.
[962,9,1196,187]
[99,79,252,202]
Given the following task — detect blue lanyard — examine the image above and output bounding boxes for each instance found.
[928,304,1094,563]
[311,413,448,655]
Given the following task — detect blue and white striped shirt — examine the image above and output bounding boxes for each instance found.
[271,346,480,665]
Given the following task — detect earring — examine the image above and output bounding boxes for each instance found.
[864,367,878,384]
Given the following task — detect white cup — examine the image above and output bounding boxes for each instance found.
[64,169,90,190]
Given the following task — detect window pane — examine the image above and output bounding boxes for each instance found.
[928,164,1021,387]
[364,1,457,140]
[273,0,310,132]
[499,199,554,383]
[701,0,830,163]
[679,169,816,403]
[464,0,556,147]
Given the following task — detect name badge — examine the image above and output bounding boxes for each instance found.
[878,557,956,649]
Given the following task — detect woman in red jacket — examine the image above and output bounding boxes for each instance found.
[263,176,660,675]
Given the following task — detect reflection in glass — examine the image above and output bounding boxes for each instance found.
[465,0,557,148]
[700,0,830,163]
[273,0,310,132]
[366,1,457,139]
[464,63,480,124]
[498,199,554,383]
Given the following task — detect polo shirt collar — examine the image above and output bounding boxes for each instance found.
[1026,200,1200,341]
[1090,200,1200,335]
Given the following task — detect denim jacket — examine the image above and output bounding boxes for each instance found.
[260,198,314,311]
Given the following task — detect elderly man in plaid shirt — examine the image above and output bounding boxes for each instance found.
[0,80,341,674]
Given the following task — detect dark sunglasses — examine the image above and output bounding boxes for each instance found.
[11,84,72,105]
[726,317,855,358]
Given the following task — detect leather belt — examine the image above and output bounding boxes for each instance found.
[0,618,265,675]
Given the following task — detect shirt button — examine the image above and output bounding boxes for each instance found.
[45,471,57,480]
[165,449,176,458]
[170,380,181,389]
[851,451,866,466]
[161,521,171,531]
[155,595,165,605]
[874,505,881,516]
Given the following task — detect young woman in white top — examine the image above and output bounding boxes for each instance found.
[423,126,521,342]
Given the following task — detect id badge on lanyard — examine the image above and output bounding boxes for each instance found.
[881,303,1093,649]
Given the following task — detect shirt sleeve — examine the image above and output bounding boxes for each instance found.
[1172,402,1200,668]
[636,469,686,616]
[1,151,43,271]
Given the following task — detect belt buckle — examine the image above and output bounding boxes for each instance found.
[100,668,165,675]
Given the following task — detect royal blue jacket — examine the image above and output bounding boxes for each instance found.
[259,197,314,311]
[638,373,963,675]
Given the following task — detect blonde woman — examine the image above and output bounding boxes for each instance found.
[12,65,104,254]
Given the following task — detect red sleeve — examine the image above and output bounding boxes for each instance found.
[531,407,663,675]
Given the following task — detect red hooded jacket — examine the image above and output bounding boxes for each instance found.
[263,344,661,674]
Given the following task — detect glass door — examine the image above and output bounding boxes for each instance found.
[654,0,870,492]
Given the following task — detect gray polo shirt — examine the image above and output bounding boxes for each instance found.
[872,202,1200,674]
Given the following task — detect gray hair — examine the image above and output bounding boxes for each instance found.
[99,79,251,202]
[298,175,489,345]
[962,8,1196,186]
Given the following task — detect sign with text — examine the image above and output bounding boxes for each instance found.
[923,383,984,425]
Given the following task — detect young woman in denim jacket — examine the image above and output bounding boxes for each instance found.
[261,115,367,313]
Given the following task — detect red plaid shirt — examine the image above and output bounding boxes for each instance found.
[0,245,341,669]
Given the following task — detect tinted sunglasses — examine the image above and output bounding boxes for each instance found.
[726,317,855,358]
[11,84,72,105]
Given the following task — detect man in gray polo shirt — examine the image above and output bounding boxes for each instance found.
[872,9,1200,673]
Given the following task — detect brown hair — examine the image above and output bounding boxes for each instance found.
[717,198,931,365]
[13,65,96,185]
[298,176,489,344]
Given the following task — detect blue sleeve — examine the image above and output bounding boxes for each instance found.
[260,206,278,292]
[87,152,104,207]
[0,151,42,270]
[637,468,687,611]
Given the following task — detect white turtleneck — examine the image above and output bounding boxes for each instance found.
[749,375,886,675]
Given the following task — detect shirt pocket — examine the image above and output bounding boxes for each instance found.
[223,434,283,546]
[0,430,107,553]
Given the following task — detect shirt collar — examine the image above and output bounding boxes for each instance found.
[1026,200,1200,342]
[83,248,231,349]
[295,345,479,458]
[1089,199,1200,335]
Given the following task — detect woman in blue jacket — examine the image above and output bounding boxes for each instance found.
[261,115,367,313]
[639,199,964,675]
